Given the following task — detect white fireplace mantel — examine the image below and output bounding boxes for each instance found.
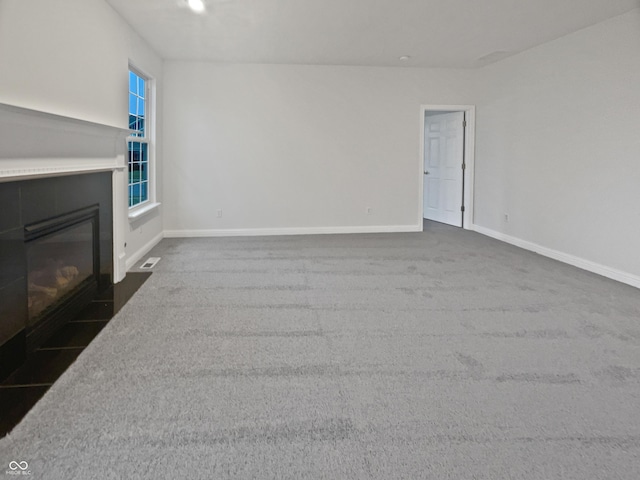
[0,102,131,181]
[0,102,133,283]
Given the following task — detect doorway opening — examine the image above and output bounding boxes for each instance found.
[419,105,475,230]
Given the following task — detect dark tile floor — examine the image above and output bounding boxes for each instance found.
[0,272,150,437]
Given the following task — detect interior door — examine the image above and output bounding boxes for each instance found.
[423,111,464,227]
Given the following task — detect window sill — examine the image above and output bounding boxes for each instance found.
[128,202,161,223]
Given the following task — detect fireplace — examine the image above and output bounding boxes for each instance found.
[25,205,101,349]
[0,172,113,379]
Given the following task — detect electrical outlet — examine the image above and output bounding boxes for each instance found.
[217,209,223,218]
[366,207,372,215]
[504,213,509,222]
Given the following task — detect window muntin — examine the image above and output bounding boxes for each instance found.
[128,69,149,207]
[128,71,145,137]
[128,140,148,207]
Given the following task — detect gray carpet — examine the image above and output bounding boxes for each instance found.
[2,220,640,479]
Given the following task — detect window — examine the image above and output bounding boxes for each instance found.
[128,69,150,208]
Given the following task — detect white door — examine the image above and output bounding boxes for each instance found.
[423,111,465,227]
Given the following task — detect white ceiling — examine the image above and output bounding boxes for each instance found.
[105,0,639,68]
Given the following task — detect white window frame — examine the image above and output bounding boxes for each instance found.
[127,64,159,220]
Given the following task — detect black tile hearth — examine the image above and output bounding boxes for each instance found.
[0,386,49,436]
[112,271,151,312]
[40,321,107,350]
[0,331,26,382]
[72,300,114,321]
[2,349,83,387]
[0,271,151,437]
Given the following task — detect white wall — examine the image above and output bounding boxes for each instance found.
[122,22,165,272]
[0,0,164,275]
[163,63,474,235]
[0,0,126,126]
[4,0,637,286]
[473,9,640,283]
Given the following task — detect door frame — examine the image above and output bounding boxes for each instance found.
[419,104,476,229]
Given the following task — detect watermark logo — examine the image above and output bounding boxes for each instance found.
[5,461,31,476]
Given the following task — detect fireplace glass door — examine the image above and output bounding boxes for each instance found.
[27,220,95,324]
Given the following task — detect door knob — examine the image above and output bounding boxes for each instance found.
[424,171,430,175]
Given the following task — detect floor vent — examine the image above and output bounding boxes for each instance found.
[139,257,161,270]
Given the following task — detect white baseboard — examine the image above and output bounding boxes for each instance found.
[164,224,421,238]
[124,231,165,272]
[472,224,640,289]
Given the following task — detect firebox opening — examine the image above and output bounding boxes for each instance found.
[24,205,100,338]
